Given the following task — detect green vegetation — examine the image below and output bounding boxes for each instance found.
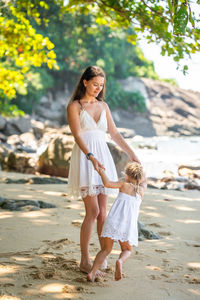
[1,0,199,115]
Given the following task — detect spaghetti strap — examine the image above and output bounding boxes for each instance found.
[78,100,84,111]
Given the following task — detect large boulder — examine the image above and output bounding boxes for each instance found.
[3,115,31,136]
[2,151,36,174]
[0,115,6,130]
[178,165,200,179]
[31,119,46,139]
[6,132,38,153]
[37,135,74,177]
[107,142,129,177]
[35,91,69,126]
[37,134,129,178]
[0,145,9,169]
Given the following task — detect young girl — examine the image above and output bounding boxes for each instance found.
[87,162,147,282]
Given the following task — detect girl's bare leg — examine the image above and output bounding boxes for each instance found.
[115,241,132,281]
[80,195,99,273]
[87,238,113,282]
[97,193,108,268]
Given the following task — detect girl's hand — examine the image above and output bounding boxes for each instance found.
[90,156,105,172]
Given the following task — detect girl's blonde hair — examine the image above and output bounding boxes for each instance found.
[124,162,144,192]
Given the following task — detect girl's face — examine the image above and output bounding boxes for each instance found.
[83,76,104,98]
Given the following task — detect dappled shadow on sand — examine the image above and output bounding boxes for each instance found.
[0,238,114,300]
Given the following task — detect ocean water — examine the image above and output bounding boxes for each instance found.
[131,136,200,178]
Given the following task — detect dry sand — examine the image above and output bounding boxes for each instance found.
[0,171,200,300]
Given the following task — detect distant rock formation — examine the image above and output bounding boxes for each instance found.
[116,77,200,137]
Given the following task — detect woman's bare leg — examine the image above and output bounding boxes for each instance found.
[115,241,132,281]
[80,195,99,273]
[97,193,108,268]
[87,238,113,282]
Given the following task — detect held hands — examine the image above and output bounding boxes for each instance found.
[90,156,105,173]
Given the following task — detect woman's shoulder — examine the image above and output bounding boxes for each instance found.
[102,101,110,111]
[67,100,81,111]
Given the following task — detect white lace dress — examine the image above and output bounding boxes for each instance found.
[101,192,142,246]
[67,109,118,199]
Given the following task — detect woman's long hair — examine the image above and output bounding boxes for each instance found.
[69,66,106,103]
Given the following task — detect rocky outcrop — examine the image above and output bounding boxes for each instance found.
[147,176,200,191]
[138,221,162,240]
[35,90,70,126]
[0,196,56,211]
[1,176,67,184]
[116,77,200,137]
[178,165,200,179]
[1,115,31,136]
[37,135,74,177]
[107,142,129,177]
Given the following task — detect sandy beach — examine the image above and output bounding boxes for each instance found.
[0,171,200,300]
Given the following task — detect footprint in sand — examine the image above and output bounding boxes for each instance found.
[22,283,32,288]
[62,284,85,293]
[72,220,83,227]
[155,249,167,253]
[0,283,15,287]
[36,245,50,255]
[185,241,200,247]
[158,231,172,236]
[74,277,87,283]
[149,274,162,280]
[188,277,200,284]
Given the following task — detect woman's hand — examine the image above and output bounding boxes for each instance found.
[90,156,105,172]
[129,152,141,164]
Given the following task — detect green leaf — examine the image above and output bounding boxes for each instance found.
[173,4,189,36]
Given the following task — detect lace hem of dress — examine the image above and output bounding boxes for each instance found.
[101,221,138,246]
[66,184,118,200]
[80,185,105,198]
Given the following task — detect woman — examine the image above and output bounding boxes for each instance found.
[67,66,140,274]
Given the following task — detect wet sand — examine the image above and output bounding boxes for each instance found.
[0,171,200,300]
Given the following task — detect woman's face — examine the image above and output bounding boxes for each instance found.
[83,76,104,98]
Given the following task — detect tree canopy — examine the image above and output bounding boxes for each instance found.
[66,0,200,71]
[0,0,199,115]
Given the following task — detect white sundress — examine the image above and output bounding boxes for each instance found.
[67,108,118,199]
[101,192,142,246]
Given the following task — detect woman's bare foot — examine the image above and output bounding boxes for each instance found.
[115,259,122,281]
[80,261,92,274]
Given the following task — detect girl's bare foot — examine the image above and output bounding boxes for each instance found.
[96,270,105,277]
[87,270,105,282]
[115,259,122,281]
[87,272,95,282]
[100,257,108,270]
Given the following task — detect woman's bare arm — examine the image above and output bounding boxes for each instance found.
[67,102,89,155]
[99,168,123,189]
[104,103,140,163]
